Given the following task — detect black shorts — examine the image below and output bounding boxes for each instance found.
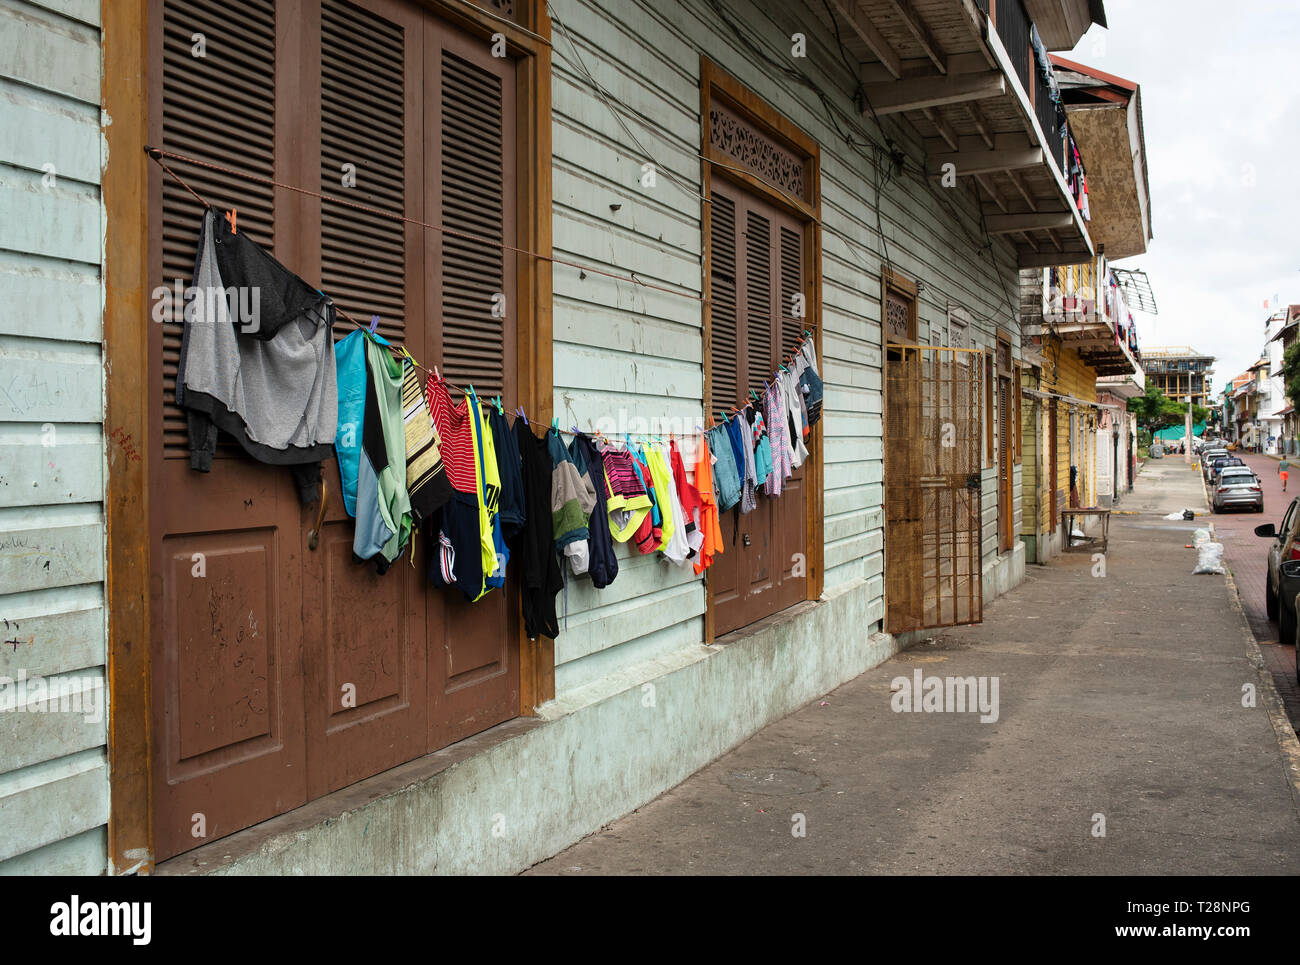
[427,492,485,601]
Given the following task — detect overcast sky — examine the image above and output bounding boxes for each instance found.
[1067,0,1300,395]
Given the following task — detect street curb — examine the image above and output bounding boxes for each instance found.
[1207,467,1300,814]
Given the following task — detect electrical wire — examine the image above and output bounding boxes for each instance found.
[145,146,700,302]
[145,144,811,434]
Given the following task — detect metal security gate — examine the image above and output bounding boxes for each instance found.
[884,345,983,632]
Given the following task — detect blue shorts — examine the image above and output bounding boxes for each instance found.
[427,492,485,602]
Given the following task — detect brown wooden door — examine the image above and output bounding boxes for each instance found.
[301,0,431,799]
[998,375,1012,553]
[424,21,520,750]
[150,0,519,859]
[708,180,807,636]
[150,0,309,863]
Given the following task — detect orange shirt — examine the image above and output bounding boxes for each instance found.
[693,439,724,575]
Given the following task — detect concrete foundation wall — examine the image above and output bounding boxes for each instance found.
[169,576,896,875]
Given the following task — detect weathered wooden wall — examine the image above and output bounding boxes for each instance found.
[0,0,108,874]
[547,0,1023,695]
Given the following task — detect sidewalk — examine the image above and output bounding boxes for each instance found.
[527,460,1300,875]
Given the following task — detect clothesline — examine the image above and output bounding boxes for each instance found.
[145,143,818,438]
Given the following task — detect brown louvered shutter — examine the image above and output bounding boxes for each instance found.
[438,44,515,399]
[1013,363,1022,461]
[320,0,407,342]
[779,224,804,358]
[743,208,773,396]
[709,190,738,414]
[159,0,276,458]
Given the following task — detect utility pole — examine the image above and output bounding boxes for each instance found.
[1185,396,1193,464]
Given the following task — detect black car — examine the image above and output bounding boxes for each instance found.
[1256,495,1300,682]
[1209,456,1245,484]
[1279,559,1300,683]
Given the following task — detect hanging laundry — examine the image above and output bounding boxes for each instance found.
[211,209,326,343]
[779,370,809,468]
[426,374,489,602]
[333,330,368,517]
[644,444,683,561]
[548,429,596,573]
[728,415,758,514]
[515,420,562,640]
[705,424,742,512]
[176,210,337,504]
[692,437,723,576]
[348,349,393,562]
[468,390,507,590]
[669,439,704,559]
[357,335,413,572]
[749,407,774,489]
[603,447,652,541]
[795,340,824,430]
[571,433,618,588]
[401,359,453,524]
[631,446,663,553]
[762,382,790,496]
[489,407,526,542]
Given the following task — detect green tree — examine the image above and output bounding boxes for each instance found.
[1283,342,1300,410]
[1127,384,1200,442]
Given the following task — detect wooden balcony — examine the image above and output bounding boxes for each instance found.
[1022,255,1142,377]
[815,0,1095,268]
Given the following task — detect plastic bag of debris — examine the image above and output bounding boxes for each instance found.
[1193,528,1212,546]
[1192,541,1226,575]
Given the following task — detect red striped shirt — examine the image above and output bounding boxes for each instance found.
[425,374,477,495]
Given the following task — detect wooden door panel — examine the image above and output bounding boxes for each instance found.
[304,0,431,797]
[152,466,308,859]
[430,582,517,748]
[303,510,428,795]
[150,0,310,860]
[708,179,809,636]
[424,21,520,749]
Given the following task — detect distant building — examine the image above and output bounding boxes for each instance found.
[1142,347,1215,408]
[1268,305,1300,454]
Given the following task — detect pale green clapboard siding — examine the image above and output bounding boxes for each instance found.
[0,0,107,876]
[548,0,1022,695]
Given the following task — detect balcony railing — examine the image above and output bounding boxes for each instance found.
[979,0,1079,209]
[1033,53,1066,176]
[1042,256,1142,369]
[995,0,1033,97]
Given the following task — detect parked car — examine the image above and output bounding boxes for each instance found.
[1256,496,1300,654]
[1211,467,1263,513]
[1201,449,1229,479]
[1209,456,1245,484]
[1281,559,1300,683]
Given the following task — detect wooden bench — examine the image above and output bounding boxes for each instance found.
[1061,507,1111,553]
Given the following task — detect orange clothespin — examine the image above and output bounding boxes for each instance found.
[226,208,237,234]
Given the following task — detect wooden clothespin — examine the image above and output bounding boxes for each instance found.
[226,208,237,234]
